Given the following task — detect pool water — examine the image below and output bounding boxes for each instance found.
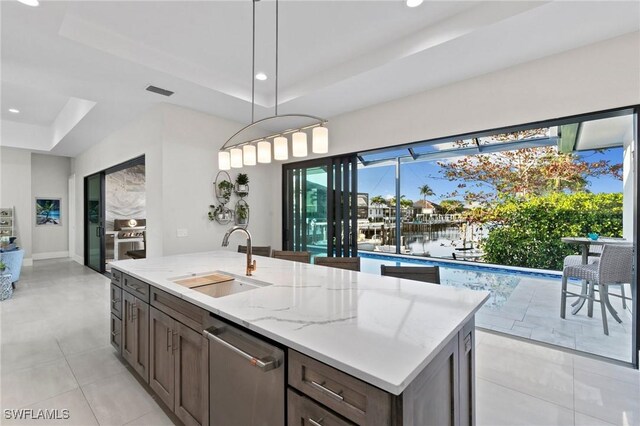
[358,252,559,309]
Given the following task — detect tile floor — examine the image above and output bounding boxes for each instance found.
[361,256,634,362]
[1,259,638,426]
[475,276,633,362]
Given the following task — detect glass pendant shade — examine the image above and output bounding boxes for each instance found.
[230,148,243,168]
[274,136,288,160]
[218,151,231,170]
[292,132,307,157]
[312,126,328,154]
[243,145,257,166]
[257,140,271,163]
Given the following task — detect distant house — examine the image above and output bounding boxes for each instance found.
[369,202,387,221]
[413,200,440,217]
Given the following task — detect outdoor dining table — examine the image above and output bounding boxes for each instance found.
[561,236,630,315]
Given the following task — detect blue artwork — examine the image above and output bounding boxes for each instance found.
[36,198,61,226]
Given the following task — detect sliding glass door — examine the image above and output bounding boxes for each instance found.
[283,156,358,258]
[84,172,105,273]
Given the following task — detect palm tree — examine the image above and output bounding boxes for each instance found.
[370,195,387,206]
[419,184,435,206]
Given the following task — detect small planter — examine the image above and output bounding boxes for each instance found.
[235,184,249,197]
[235,173,250,198]
[234,200,250,226]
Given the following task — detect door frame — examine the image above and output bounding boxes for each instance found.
[83,155,145,274]
[83,171,105,273]
[282,155,358,257]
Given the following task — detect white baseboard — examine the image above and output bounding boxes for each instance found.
[33,251,69,260]
[23,257,33,267]
[72,254,84,265]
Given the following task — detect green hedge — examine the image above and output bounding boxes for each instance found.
[482,192,623,270]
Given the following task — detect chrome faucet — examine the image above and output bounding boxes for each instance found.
[222,226,256,276]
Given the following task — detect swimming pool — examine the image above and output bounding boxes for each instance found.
[358,252,561,309]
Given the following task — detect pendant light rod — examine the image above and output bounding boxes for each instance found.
[275,0,279,116]
[251,0,256,123]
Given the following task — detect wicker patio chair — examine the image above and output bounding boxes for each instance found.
[560,244,633,335]
[562,244,603,268]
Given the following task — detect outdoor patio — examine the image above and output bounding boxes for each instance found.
[475,275,633,362]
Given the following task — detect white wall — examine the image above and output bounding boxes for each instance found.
[70,103,278,262]
[160,104,276,255]
[326,32,639,157]
[31,153,71,259]
[0,147,33,265]
[270,32,640,244]
[71,106,164,263]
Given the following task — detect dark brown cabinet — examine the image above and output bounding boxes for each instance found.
[110,314,122,353]
[122,289,149,383]
[149,306,208,426]
[288,321,476,426]
[288,389,355,426]
[110,283,122,318]
[114,269,477,426]
[149,307,175,408]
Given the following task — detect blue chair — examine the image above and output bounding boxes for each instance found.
[1,249,24,284]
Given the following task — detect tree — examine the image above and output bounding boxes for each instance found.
[418,184,435,207]
[400,197,414,209]
[482,192,623,270]
[439,199,464,214]
[437,130,622,204]
[370,195,387,206]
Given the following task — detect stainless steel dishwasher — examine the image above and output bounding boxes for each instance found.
[204,316,285,426]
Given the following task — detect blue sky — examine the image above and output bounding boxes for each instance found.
[358,147,624,203]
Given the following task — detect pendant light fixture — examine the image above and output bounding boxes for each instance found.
[217,0,328,170]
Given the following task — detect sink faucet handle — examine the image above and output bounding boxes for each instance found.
[247,259,257,276]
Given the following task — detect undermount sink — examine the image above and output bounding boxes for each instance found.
[170,271,270,298]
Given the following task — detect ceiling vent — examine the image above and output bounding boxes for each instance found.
[146,85,174,97]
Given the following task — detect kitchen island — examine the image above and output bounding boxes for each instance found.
[110,250,488,426]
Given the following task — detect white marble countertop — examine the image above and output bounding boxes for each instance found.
[112,250,488,395]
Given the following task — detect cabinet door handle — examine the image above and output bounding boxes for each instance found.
[167,328,172,352]
[111,298,120,306]
[308,418,324,426]
[310,380,344,401]
[172,330,178,352]
[111,330,119,337]
[131,300,137,320]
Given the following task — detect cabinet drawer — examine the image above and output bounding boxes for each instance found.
[288,350,393,425]
[110,283,123,318]
[111,269,122,288]
[288,389,355,426]
[110,314,122,354]
[123,274,149,302]
[150,287,208,332]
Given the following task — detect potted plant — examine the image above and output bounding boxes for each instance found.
[208,205,233,223]
[217,180,234,204]
[235,203,249,225]
[0,259,5,272]
[235,173,249,196]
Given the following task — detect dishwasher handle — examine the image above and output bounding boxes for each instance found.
[204,327,280,372]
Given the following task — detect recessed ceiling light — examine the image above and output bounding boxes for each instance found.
[406,0,423,7]
[255,73,268,81]
[17,0,39,7]
[8,108,20,114]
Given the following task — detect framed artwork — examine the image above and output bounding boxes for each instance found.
[35,198,61,226]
